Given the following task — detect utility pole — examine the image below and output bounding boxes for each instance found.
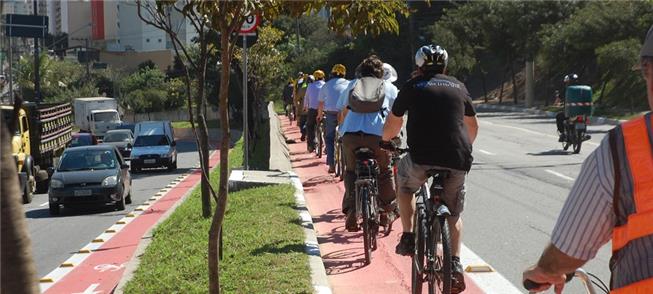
[242,34,249,170]
[33,0,41,102]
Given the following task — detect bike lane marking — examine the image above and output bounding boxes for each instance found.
[477,149,496,156]
[280,116,518,294]
[40,151,220,294]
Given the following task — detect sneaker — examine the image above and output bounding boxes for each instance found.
[345,212,359,232]
[328,165,335,173]
[395,232,415,256]
[451,256,466,294]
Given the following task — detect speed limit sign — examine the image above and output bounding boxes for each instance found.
[239,13,260,35]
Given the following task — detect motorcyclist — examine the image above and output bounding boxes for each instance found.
[556,73,579,142]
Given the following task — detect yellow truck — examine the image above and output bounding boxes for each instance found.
[1,102,73,203]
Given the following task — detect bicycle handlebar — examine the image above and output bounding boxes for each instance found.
[523,273,574,291]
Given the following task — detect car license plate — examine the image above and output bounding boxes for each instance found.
[145,159,156,164]
[74,189,92,196]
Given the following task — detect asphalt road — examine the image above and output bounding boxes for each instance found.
[463,109,615,292]
[23,140,204,277]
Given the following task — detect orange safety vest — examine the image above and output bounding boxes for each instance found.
[610,113,653,293]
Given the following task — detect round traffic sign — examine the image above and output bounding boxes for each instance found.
[239,13,260,34]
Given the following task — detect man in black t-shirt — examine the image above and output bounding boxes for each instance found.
[382,45,479,294]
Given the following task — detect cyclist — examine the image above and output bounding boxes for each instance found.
[556,73,578,142]
[382,45,479,293]
[337,55,398,232]
[317,64,350,173]
[522,25,653,294]
[304,70,325,153]
[294,74,310,141]
[282,78,294,119]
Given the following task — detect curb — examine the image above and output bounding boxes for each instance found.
[113,151,217,294]
[475,103,626,126]
[288,171,332,294]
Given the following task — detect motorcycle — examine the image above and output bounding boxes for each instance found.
[562,115,591,154]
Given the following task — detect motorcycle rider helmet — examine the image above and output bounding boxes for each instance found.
[564,73,579,84]
[415,44,448,71]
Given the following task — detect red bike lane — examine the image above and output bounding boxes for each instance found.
[41,151,221,294]
[280,116,485,294]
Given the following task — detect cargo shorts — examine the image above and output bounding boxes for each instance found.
[396,155,467,216]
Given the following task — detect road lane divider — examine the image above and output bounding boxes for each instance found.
[477,149,496,156]
[479,120,600,146]
[545,169,575,181]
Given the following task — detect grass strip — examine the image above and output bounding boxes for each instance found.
[171,119,220,129]
[123,140,311,294]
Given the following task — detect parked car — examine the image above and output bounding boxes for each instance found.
[102,129,134,158]
[48,145,132,215]
[130,121,177,173]
[69,132,98,147]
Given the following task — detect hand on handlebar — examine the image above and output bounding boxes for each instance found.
[523,266,571,294]
[379,140,398,151]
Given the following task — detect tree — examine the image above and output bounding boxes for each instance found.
[1,124,39,294]
[142,1,409,293]
[120,67,168,113]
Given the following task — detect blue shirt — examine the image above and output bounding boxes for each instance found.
[318,78,350,112]
[304,80,325,109]
[337,79,398,136]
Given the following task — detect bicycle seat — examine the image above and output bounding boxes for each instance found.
[354,147,375,161]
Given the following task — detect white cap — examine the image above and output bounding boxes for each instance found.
[383,63,398,83]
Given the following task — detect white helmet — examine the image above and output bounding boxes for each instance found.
[415,45,448,69]
[382,63,398,82]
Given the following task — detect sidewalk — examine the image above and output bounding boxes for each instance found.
[280,117,488,294]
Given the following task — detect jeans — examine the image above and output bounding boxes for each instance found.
[306,109,318,149]
[324,113,338,167]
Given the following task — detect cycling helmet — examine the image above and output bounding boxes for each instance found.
[313,70,325,80]
[383,63,398,82]
[331,64,346,76]
[415,44,448,69]
[563,73,579,84]
[307,75,315,83]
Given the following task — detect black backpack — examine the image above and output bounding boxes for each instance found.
[348,77,385,113]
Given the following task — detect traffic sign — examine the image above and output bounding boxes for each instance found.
[5,14,48,38]
[239,13,259,34]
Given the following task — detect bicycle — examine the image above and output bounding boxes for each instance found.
[334,130,345,180]
[353,146,385,265]
[524,268,609,294]
[384,145,454,294]
[284,102,295,122]
[315,115,326,158]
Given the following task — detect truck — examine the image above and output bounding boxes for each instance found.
[1,102,73,203]
[73,97,122,139]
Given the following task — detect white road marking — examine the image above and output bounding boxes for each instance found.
[40,202,49,207]
[545,169,575,181]
[478,149,496,155]
[479,120,600,146]
[460,244,522,294]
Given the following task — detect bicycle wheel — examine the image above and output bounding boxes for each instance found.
[334,141,341,177]
[339,144,345,181]
[316,124,324,158]
[361,186,372,265]
[430,216,452,294]
[412,205,426,294]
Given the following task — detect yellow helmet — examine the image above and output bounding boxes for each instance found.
[313,70,325,80]
[331,64,346,76]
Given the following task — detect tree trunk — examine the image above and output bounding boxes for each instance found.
[197,34,211,218]
[209,29,233,294]
[499,66,507,103]
[481,68,488,103]
[510,66,518,104]
[598,75,609,106]
[1,126,39,294]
